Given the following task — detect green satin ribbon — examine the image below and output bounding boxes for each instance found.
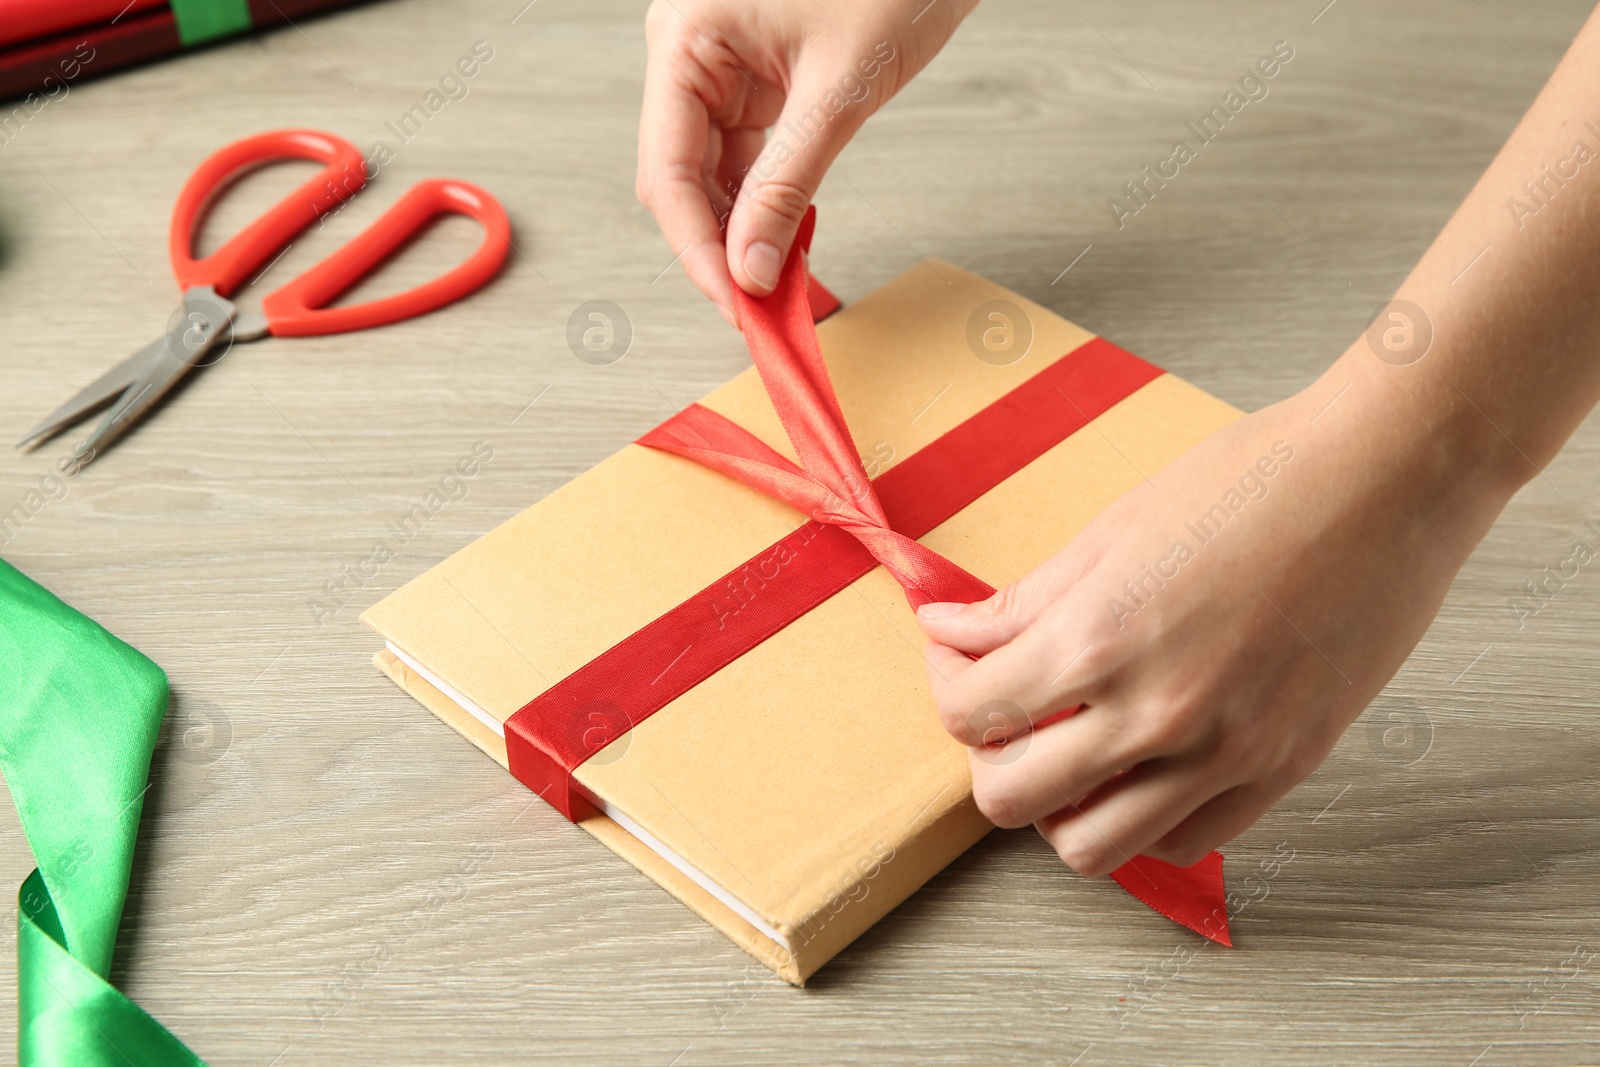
[169,0,253,46]
[1,560,205,1066]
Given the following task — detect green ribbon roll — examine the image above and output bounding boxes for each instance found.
[1,560,205,1066]
[169,0,254,46]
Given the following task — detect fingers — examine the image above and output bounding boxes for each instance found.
[922,607,1107,747]
[1143,779,1290,867]
[965,707,1152,829]
[1034,762,1233,878]
[637,32,741,326]
[915,535,1104,656]
[915,588,1035,658]
[724,68,879,296]
[923,629,1095,748]
[921,530,1124,748]
[714,127,769,218]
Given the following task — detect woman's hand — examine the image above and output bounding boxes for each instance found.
[916,359,1518,875]
[637,0,976,325]
[912,0,1600,874]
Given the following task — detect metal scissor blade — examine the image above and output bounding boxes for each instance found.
[14,337,169,450]
[20,286,239,466]
[76,343,200,462]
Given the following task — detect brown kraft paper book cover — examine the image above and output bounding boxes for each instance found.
[361,258,1240,984]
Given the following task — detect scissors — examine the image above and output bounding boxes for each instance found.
[17,129,511,466]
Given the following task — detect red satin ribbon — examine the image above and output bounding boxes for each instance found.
[504,210,1230,945]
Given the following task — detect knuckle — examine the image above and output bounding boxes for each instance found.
[1128,712,1181,756]
[1215,731,1271,779]
[938,701,979,745]
[933,677,987,746]
[1074,639,1120,688]
[970,770,1028,829]
[1147,837,1212,869]
[1277,740,1323,783]
[1051,637,1117,700]
[986,583,1025,631]
[742,177,812,226]
[1053,834,1112,877]
[1132,695,1206,754]
[644,0,689,42]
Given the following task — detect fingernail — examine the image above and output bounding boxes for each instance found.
[743,241,782,292]
[716,302,737,329]
[917,602,963,620]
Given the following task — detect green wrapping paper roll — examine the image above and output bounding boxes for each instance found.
[0,559,205,1066]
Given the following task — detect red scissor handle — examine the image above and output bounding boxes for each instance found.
[260,179,511,337]
[170,129,367,297]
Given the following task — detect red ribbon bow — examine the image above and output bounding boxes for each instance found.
[504,209,1231,946]
[641,212,998,615]
[634,210,1230,946]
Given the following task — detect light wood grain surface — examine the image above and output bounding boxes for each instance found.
[2,0,1598,1063]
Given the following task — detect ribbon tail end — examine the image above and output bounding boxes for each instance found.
[1109,851,1232,947]
[806,273,842,322]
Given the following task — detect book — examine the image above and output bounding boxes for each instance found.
[362,257,1241,983]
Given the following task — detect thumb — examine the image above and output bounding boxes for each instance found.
[725,67,876,296]
[914,587,1037,659]
[915,538,1103,656]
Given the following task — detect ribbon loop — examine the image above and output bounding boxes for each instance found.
[639,401,992,609]
[640,213,993,612]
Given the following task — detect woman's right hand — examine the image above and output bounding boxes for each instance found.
[636,0,977,326]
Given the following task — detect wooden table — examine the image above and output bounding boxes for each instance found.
[2,0,1597,1063]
